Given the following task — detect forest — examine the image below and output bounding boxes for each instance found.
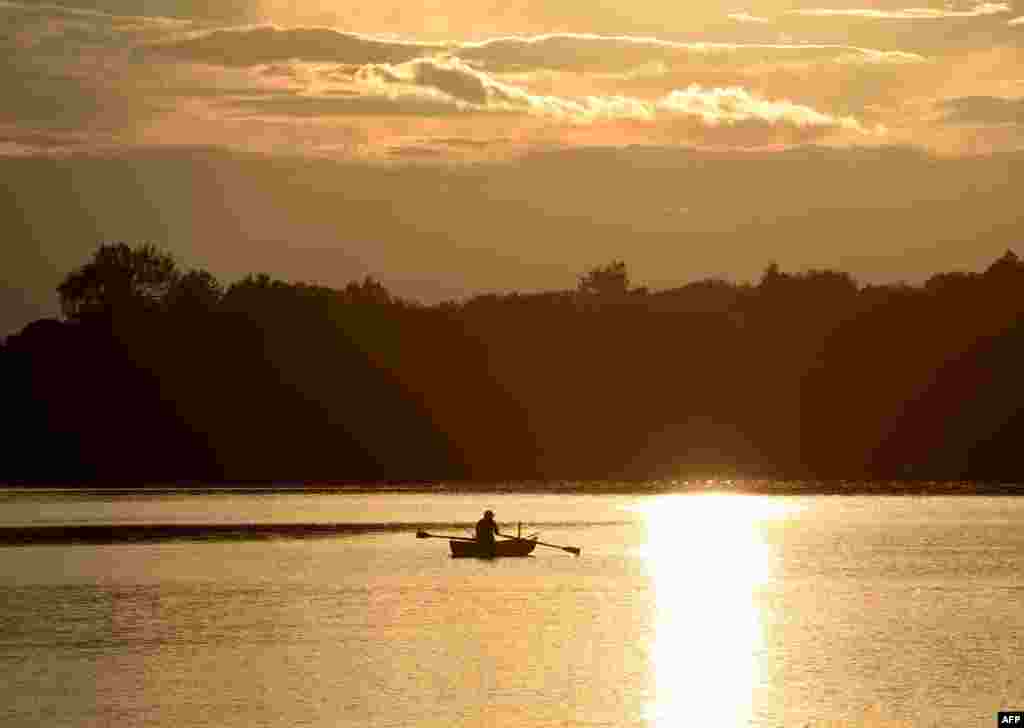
[3,243,1024,486]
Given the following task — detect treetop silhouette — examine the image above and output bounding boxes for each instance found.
[4,242,1024,486]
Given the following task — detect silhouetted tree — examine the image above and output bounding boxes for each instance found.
[924,270,977,296]
[986,248,1023,278]
[759,262,784,289]
[341,276,392,306]
[6,243,1024,486]
[577,260,629,298]
[58,243,179,320]
[165,269,223,314]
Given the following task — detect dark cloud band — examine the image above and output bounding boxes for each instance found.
[937,95,1024,124]
[150,26,446,66]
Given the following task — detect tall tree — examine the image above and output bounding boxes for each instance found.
[58,243,179,320]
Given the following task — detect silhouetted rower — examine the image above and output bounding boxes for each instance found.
[475,510,501,556]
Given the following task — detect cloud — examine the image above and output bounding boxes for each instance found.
[0,1,190,26]
[655,85,859,129]
[354,58,627,119]
[790,3,1011,19]
[150,25,445,66]
[0,1,197,135]
[0,1,1013,158]
[140,25,929,72]
[0,0,884,157]
[452,34,926,73]
[383,136,515,157]
[727,13,770,24]
[384,144,447,158]
[646,85,868,146]
[937,95,1024,124]
[224,58,642,120]
[403,59,490,105]
[0,128,92,148]
[226,92,466,118]
[372,59,861,129]
[226,58,867,149]
[0,0,255,23]
[766,1,1019,55]
[0,0,192,48]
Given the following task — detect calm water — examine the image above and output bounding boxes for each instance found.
[1,489,1023,728]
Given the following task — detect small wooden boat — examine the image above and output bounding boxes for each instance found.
[450,537,537,558]
[417,529,578,557]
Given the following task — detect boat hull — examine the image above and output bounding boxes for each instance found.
[450,538,537,558]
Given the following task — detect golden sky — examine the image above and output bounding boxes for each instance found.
[3,0,1023,157]
[1,0,1022,331]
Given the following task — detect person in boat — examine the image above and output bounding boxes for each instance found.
[475,510,502,556]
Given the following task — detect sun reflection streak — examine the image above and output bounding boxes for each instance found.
[632,494,794,728]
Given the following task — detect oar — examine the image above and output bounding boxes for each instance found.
[500,533,580,556]
[416,530,478,542]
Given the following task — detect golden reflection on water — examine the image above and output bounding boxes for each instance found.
[633,494,793,728]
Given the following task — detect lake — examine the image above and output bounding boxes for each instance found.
[1,489,1023,728]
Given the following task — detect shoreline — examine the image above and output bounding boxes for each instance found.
[2,480,1023,496]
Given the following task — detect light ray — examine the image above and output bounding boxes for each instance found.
[631,494,796,727]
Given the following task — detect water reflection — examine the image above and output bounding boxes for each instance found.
[634,495,790,728]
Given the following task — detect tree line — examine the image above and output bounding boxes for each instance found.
[3,243,1024,486]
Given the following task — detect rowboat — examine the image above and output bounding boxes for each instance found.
[416,529,578,557]
[449,537,537,558]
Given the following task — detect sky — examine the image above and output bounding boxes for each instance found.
[2,0,1023,334]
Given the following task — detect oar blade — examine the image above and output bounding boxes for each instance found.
[565,546,581,556]
[416,530,431,539]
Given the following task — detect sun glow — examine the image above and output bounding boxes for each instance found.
[632,494,796,727]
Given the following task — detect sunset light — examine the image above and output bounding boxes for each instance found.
[3,1,1024,725]
[3,0,1023,331]
[633,495,795,726]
